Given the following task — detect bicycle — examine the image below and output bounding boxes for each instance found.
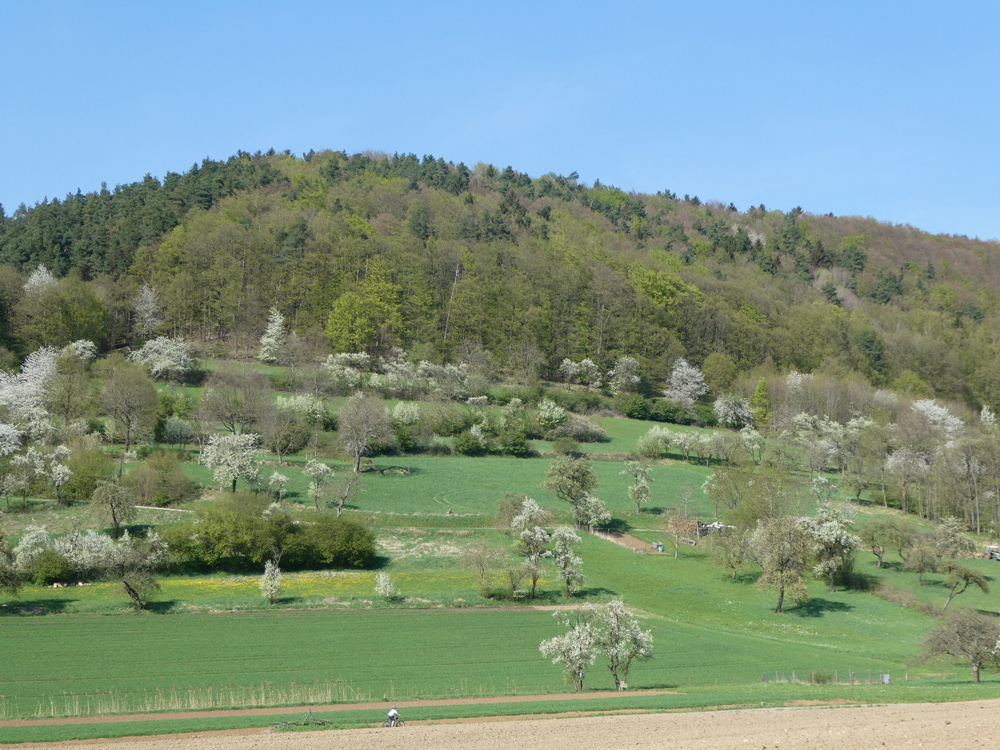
[382,718,405,728]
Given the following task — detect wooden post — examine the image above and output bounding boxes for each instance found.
[792,671,796,682]
[835,670,838,683]
[868,670,871,684]
[850,671,854,684]
[761,672,765,683]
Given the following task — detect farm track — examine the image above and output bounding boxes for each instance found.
[6,697,1000,749]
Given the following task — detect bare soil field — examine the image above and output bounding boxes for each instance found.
[7,698,998,750]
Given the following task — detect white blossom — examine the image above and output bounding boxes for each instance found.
[23,265,56,296]
[374,571,396,599]
[63,340,98,360]
[128,337,193,380]
[911,399,963,440]
[663,358,707,409]
[259,560,282,603]
[538,399,568,431]
[257,307,285,363]
[392,401,422,426]
[199,433,261,491]
[132,284,163,336]
[713,394,752,428]
[608,356,641,395]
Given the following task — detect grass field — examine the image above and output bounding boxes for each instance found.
[5,383,1000,739]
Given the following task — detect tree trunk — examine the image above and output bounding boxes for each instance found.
[973,662,981,683]
[121,578,144,610]
[828,568,836,594]
[776,585,785,614]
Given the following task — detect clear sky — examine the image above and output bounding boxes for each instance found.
[3,1,998,240]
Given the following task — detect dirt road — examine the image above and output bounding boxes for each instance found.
[6,699,997,750]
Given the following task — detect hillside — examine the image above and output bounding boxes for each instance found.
[1,149,999,410]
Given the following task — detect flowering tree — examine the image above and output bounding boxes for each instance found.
[713,394,752,428]
[268,471,289,502]
[0,346,59,437]
[551,526,585,597]
[800,501,862,593]
[593,599,654,689]
[374,571,396,600]
[539,610,596,690]
[199,433,261,492]
[621,461,652,513]
[260,560,282,604]
[511,497,551,598]
[128,337,193,381]
[258,307,285,363]
[663,358,707,411]
[607,356,641,395]
[132,285,163,337]
[23,265,56,296]
[304,458,335,510]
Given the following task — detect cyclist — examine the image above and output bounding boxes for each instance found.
[387,706,400,727]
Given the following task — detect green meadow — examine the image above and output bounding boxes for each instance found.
[4,396,1000,740]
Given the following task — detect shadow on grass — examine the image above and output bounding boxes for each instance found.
[787,598,853,618]
[602,518,632,534]
[0,599,72,616]
[145,600,181,614]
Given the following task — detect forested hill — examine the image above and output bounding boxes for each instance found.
[1,149,1000,410]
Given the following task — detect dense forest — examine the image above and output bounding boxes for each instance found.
[1,148,999,413]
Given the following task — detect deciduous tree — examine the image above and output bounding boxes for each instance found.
[338,393,394,474]
[921,609,1000,683]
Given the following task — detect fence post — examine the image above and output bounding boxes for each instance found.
[868,670,871,684]
[850,671,854,684]
[761,672,765,683]
[835,670,838,683]
[775,670,779,682]
[792,671,796,682]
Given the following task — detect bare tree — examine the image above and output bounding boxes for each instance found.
[89,481,138,539]
[338,393,394,474]
[200,365,273,435]
[100,365,158,477]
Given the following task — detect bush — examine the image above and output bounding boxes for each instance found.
[552,437,580,455]
[31,549,74,586]
[301,516,377,569]
[618,393,650,420]
[650,398,694,425]
[546,413,607,443]
[694,403,718,427]
[452,430,487,456]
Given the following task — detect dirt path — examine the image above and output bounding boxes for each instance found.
[6,699,999,749]
[591,529,659,553]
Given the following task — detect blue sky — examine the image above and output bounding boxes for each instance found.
[3,1,998,240]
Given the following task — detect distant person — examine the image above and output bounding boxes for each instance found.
[387,706,400,727]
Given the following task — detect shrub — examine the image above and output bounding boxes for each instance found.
[30,549,74,586]
[650,398,694,425]
[618,393,650,420]
[552,437,580,455]
[546,413,607,443]
[303,516,377,569]
[453,430,487,456]
[694,403,718,427]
